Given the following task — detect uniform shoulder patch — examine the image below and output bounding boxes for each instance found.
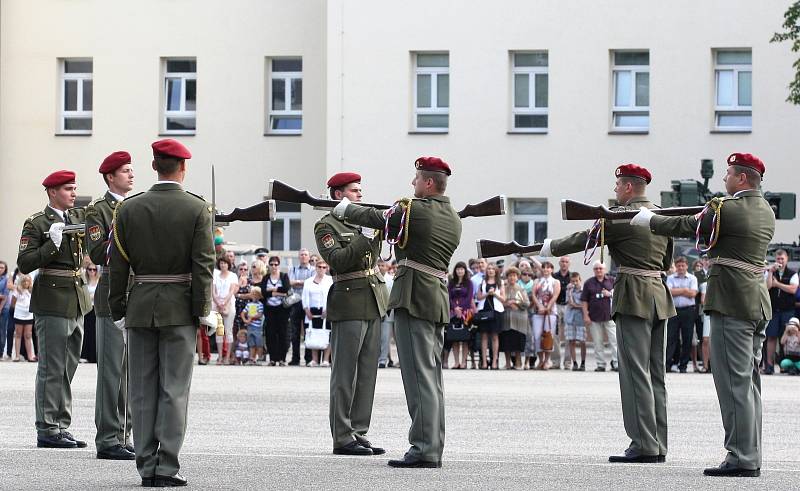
[90,197,104,206]
[88,225,103,241]
[321,233,335,249]
[19,236,29,251]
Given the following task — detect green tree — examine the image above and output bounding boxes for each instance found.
[771,1,800,104]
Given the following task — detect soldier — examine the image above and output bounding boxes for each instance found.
[314,172,389,456]
[17,170,91,448]
[631,153,773,477]
[540,164,675,463]
[332,157,461,468]
[85,151,136,460]
[109,139,214,487]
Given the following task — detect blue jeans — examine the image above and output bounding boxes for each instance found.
[0,309,11,357]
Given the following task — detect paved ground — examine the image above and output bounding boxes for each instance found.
[0,360,798,489]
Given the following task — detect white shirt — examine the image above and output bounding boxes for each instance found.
[213,270,239,307]
[666,272,698,308]
[13,289,33,320]
[47,205,65,220]
[108,191,124,202]
[301,275,332,325]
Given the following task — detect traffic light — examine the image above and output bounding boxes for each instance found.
[764,192,796,219]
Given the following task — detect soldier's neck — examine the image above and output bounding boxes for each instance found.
[157,173,184,184]
[623,194,646,206]
[48,201,67,213]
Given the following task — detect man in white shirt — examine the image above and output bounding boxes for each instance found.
[665,256,698,373]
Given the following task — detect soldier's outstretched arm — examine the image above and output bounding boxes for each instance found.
[544,230,590,257]
[191,205,215,318]
[108,208,130,321]
[336,203,387,230]
[315,221,373,272]
[649,214,699,239]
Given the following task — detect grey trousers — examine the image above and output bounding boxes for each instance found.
[34,315,83,436]
[709,313,765,470]
[128,324,196,478]
[329,318,380,448]
[615,310,668,456]
[95,315,131,450]
[378,318,394,365]
[394,309,445,462]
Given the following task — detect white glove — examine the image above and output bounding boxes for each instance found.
[361,227,376,239]
[199,311,219,328]
[539,238,553,258]
[48,222,65,248]
[332,196,351,220]
[630,207,655,228]
[113,318,125,331]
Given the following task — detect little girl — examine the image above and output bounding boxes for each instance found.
[234,329,250,365]
[779,317,800,375]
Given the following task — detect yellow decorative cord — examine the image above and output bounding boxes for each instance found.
[111,204,130,263]
[397,198,412,249]
[697,197,726,252]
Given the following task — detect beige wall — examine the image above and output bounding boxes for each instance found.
[2,0,798,274]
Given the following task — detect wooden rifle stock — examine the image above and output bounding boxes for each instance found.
[268,179,506,218]
[477,239,543,258]
[214,200,277,223]
[561,199,704,220]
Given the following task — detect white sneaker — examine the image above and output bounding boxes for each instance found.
[309,361,318,367]
[321,361,330,367]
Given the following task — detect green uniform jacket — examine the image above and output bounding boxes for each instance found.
[314,213,388,322]
[17,206,91,319]
[85,191,120,317]
[650,189,774,321]
[342,195,462,324]
[550,196,676,321]
[108,183,214,327]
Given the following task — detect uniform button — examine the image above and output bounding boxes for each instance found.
[75,281,79,285]
[345,287,350,291]
[73,252,77,256]
[52,284,56,287]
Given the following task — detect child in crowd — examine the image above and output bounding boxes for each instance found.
[241,287,264,365]
[234,329,249,365]
[779,317,800,375]
[565,272,586,371]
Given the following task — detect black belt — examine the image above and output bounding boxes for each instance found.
[675,305,696,310]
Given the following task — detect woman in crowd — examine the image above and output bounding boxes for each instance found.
[232,261,251,336]
[80,261,100,363]
[302,259,333,367]
[500,267,529,369]
[261,256,291,366]
[565,272,586,371]
[11,274,36,362]
[532,261,560,370]
[0,261,9,360]
[213,255,239,364]
[446,261,475,370]
[476,262,505,369]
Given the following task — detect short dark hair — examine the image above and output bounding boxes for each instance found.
[618,176,647,193]
[102,173,111,186]
[419,170,447,193]
[674,256,688,265]
[540,261,554,270]
[731,165,762,187]
[216,255,233,270]
[153,156,182,175]
[329,186,344,200]
[268,256,281,266]
[775,249,788,257]
[570,271,581,280]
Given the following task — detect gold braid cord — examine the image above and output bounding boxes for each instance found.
[697,197,726,252]
[111,204,130,263]
[397,198,412,249]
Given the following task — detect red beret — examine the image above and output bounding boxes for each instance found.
[415,156,451,176]
[42,170,76,188]
[615,163,652,184]
[326,172,361,188]
[727,153,765,176]
[99,151,131,174]
[151,139,192,159]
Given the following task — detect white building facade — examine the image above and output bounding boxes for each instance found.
[1,0,798,269]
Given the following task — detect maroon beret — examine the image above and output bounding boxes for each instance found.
[42,170,76,188]
[614,163,652,184]
[99,151,131,174]
[727,153,765,176]
[414,156,451,176]
[326,172,361,188]
[151,139,192,160]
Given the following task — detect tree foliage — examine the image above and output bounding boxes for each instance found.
[771,1,800,105]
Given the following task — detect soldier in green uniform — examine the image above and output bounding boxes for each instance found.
[314,172,389,456]
[631,153,773,477]
[331,157,461,468]
[85,151,136,460]
[17,170,91,449]
[540,164,675,463]
[109,139,214,488]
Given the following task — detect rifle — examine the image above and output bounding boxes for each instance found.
[561,199,705,221]
[477,239,543,258]
[214,200,277,223]
[45,224,86,236]
[268,179,506,219]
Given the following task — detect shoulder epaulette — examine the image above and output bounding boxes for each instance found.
[123,192,145,201]
[186,191,207,202]
[26,211,45,222]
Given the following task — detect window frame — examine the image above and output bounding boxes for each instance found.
[413,52,449,133]
[267,57,303,135]
[511,199,548,245]
[162,58,197,135]
[713,49,752,132]
[610,51,650,132]
[510,51,549,133]
[58,58,93,135]
[265,201,302,252]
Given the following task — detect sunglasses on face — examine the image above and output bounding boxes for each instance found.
[269,263,279,266]
[87,267,97,271]
[317,265,328,269]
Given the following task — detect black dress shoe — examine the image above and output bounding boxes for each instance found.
[333,441,373,456]
[610,361,619,372]
[595,367,606,372]
[703,461,760,477]
[37,433,78,448]
[355,437,386,455]
[60,431,88,448]
[388,454,441,468]
[608,448,663,463]
[97,444,136,460]
[154,474,188,486]
[141,477,157,487]
[125,443,135,453]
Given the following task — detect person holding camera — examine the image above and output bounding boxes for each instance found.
[581,261,618,373]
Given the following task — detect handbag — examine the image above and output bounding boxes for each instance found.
[445,317,471,343]
[282,289,302,308]
[474,308,495,324]
[304,321,331,350]
[540,314,554,351]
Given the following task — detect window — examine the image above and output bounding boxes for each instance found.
[59,58,93,134]
[413,53,449,131]
[714,49,752,131]
[512,199,548,244]
[162,58,196,134]
[611,51,649,131]
[266,201,301,251]
[511,52,548,132]
[267,58,303,134]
